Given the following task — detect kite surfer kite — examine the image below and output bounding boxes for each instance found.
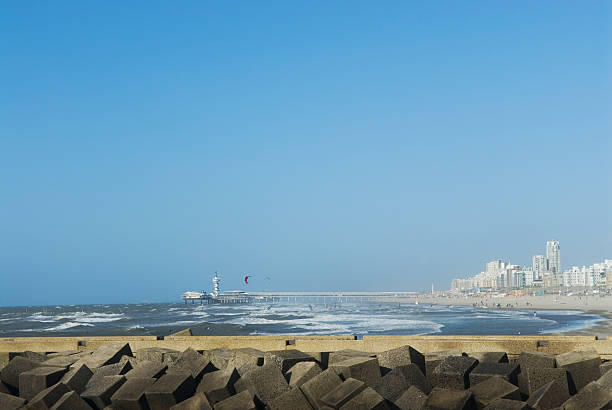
[244,275,252,285]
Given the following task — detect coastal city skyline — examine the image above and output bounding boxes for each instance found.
[451,239,612,292]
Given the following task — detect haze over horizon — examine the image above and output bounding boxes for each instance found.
[1,2,610,306]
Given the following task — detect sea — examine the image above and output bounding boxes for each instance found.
[0,301,604,338]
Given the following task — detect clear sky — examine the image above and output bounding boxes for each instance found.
[1,2,610,306]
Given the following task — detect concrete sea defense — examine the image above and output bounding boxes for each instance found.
[2,334,612,408]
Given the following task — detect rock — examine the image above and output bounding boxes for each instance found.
[0,356,42,392]
[555,349,601,392]
[299,369,343,409]
[525,380,568,410]
[377,345,426,376]
[81,375,127,409]
[424,387,477,410]
[166,348,216,383]
[288,361,323,387]
[134,348,180,364]
[25,382,70,410]
[125,361,167,379]
[42,355,81,368]
[329,357,382,387]
[562,381,612,410]
[268,387,314,410]
[227,348,265,376]
[19,366,67,401]
[469,352,508,364]
[425,350,465,378]
[517,367,569,398]
[469,377,521,409]
[170,328,192,336]
[60,363,93,394]
[80,343,133,369]
[469,363,520,387]
[49,391,92,410]
[110,377,156,410]
[482,398,533,409]
[86,361,133,389]
[393,385,427,410]
[144,373,196,410]
[234,363,290,407]
[517,353,555,371]
[321,378,366,408]
[169,392,212,410]
[430,356,478,390]
[265,350,316,373]
[0,392,26,410]
[374,368,408,402]
[339,386,388,410]
[202,349,231,370]
[196,367,239,404]
[214,390,256,410]
[328,350,374,365]
[395,363,431,394]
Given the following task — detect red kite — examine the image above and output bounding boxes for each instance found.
[244,275,252,284]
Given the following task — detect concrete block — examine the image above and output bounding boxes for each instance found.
[60,363,93,394]
[110,377,156,410]
[196,367,239,404]
[167,348,216,382]
[25,382,70,410]
[430,356,478,390]
[268,387,314,410]
[202,348,231,370]
[307,352,330,370]
[86,360,133,389]
[19,366,67,401]
[234,363,290,407]
[214,390,256,410]
[424,387,477,410]
[516,367,569,398]
[169,392,212,410]
[469,377,520,409]
[525,380,568,410]
[0,381,10,394]
[555,349,601,392]
[42,355,81,368]
[600,361,612,377]
[227,348,265,376]
[134,347,180,364]
[125,361,167,379]
[0,356,42,392]
[328,350,374,366]
[561,381,612,410]
[482,398,533,410]
[396,363,431,394]
[596,366,612,389]
[144,373,196,410]
[288,361,323,387]
[82,343,133,369]
[321,378,366,408]
[49,391,92,410]
[299,369,343,409]
[81,375,127,409]
[425,350,465,378]
[0,391,26,410]
[469,352,508,364]
[47,350,81,358]
[377,345,425,376]
[265,349,315,373]
[517,352,555,371]
[374,368,408,402]
[170,328,192,336]
[393,385,427,410]
[329,357,381,387]
[338,386,388,410]
[16,351,47,362]
[469,363,520,387]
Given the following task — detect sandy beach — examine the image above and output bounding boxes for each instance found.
[407,294,612,337]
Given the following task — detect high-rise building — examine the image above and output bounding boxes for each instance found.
[532,255,547,280]
[546,239,561,273]
[486,260,505,274]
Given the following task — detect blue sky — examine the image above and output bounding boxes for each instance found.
[1,2,610,306]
